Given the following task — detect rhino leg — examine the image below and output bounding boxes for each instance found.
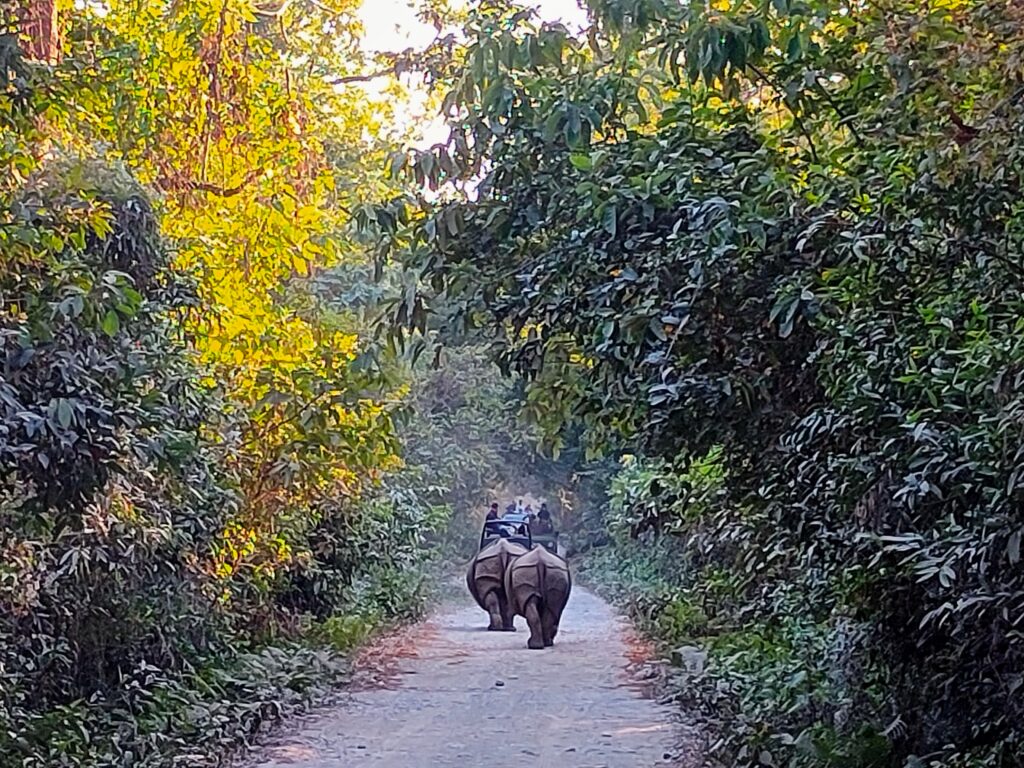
[500,596,516,631]
[483,589,503,631]
[541,605,558,647]
[523,597,544,649]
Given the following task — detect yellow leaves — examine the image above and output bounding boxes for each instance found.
[42,0,422,617]
[236,0,259,24]
[295,204,321,225]
[274,190,298,219]
[569,352,596,369]
[331,330,359,359]
[170,59,192,79]
[518,322,545,339]
[314,171,336,197]
[213,521,259,582]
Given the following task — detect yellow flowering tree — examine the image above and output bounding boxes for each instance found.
[48,0,412,588]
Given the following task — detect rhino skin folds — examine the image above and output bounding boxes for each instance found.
[466,538,528,631]
[505,545,571,649]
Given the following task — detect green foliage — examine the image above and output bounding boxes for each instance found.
[313,560,438,652]
[392,343,548,554]
[0,13,442,765]
[3,645,348,768]
[1,155,233,704]
[0,152,441,762]
[317,614,379,653]
[581,466,897,768]
[403,345,532,501]
[374,2,1024,763]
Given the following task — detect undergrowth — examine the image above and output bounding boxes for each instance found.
[579,541,897,768]
[1,557,437,768]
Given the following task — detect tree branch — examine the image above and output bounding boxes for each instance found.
[748,64,820,164]
[187,167,265,197]
[813,77,864,147]
[328,68,395,86]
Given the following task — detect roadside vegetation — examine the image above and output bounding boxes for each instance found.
[370,2,1024,767]
[0,3,507,765]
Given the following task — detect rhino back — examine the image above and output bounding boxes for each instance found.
[469,540,526,608]
[506,547,571,613]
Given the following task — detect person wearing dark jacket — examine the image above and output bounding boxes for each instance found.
[485,502,499,520]
[535,504,554,534]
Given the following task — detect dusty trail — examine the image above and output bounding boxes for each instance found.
[249,585,683,768]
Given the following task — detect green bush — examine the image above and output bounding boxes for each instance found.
[0,155,442,766]
[316,614,379,653]
[2,645,349,768]
[655,595,708,644]
[373,2,1024,764]
[313,558,436,653]
[582,452,903,768]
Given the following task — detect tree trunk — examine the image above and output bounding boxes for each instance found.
[19,0,59,63]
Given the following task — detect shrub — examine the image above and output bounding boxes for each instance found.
[0,157,442,767]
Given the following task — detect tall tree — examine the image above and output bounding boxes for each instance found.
[17,0,59,62]
[42,0,418,580]
[368,1,1024,765]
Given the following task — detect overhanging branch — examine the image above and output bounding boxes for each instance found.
[328,68,396,86]
[189,167,265,197]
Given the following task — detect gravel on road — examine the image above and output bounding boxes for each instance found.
[249,584,691,768]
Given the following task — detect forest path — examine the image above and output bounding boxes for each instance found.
[248,584,687,768]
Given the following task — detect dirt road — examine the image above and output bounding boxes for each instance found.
[250,585,687,768]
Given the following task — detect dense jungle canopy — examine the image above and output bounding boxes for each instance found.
[2,0,1023,767]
